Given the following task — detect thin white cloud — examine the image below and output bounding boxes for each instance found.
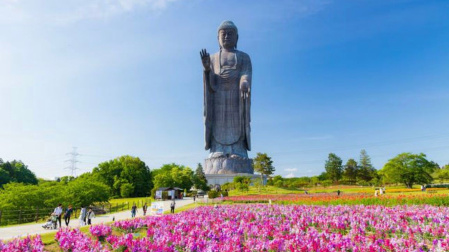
[284,168,298,172]
[285,172,295,178]
[0,0,179,25]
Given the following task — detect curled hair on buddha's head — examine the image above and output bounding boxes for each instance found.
[217,20,238,49]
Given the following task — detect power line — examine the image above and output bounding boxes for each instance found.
[65,147,79,177]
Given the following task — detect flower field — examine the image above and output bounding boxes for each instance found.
[224,193,449,206]
[3,204,449,251]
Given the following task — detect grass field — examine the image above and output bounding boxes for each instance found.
[229,184,449,196]
[228,185,303,196]
[107,197,152,212]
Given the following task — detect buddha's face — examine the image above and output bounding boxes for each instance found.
[218,28,237,49]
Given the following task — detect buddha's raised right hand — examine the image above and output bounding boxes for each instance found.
[200,49,211,72]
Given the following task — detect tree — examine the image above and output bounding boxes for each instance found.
[253,153,275,185]
[381,153,437,188]
[436,164,449,183]
[0,160,37,187]
[0,168,11,187]
[0,183,48,209]
[92,156,152,197]
[65,176,110,207]
[193,163,209,191]
[120,183,134,198]
[358,150,376,183]
[233,176,251,191]
[324,153,343,182]
[343,159,358,184]
[151,164,194,196]
[59,176,75,184]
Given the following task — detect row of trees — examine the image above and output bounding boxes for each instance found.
[0,156,211,212]
[319,150,442,188]
[0,151,275,202]
[79,156,210,199]
[322,150,377,185]
[0,175,110,211]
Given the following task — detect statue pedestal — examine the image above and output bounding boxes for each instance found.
[205,173,262,186]
[204,156,254,186]
[204,156,253,174]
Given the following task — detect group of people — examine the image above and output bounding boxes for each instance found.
[131,203,149,218]
[43,204,95,229]
[46,201,170,229]
[374,187,386,197]
[78,206,96,226]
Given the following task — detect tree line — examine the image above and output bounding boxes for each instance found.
[292,150,445,189]
[0,155,210,212]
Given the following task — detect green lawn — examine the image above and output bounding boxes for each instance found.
[228,184,448,196]
[228,185,304,196]
[107,197,152,212]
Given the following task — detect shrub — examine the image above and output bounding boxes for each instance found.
[426,184,449,189]
[208,190,219,199]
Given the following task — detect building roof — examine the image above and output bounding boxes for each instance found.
[156,187,183,191]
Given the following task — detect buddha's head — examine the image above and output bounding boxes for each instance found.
[217,20,238,50]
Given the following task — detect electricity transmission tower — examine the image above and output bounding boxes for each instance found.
[65,147,80,177]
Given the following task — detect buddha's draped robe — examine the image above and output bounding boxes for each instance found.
[203,50,252,157]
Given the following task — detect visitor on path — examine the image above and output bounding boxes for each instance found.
[53,203,63,229]
[170,200,176,214]
[64,205,73,227]
[79,206,87,226]
[42,216,55,229]
[337,190,341,196]
[143,203,148,216]
[50,213,58,229]
[131,204,137,218]
[374,190,379,197]
[87,208,95,225]
[193,195,196,202]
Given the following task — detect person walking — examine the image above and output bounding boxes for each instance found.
[131,204,137,218]
[53,204,63,229]
[63,205,73,226]
[142,203,148,216]
[170,200,176,214]
[87,208,95,225]
[79,206,87,227]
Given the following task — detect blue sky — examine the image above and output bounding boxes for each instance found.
[1,0,448,179]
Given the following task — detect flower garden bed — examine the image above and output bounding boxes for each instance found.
[224,193,449,206]
[3,204,449,251]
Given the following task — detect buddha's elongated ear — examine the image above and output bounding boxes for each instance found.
[235,34,239,49]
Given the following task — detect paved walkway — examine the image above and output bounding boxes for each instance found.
[0,198,194,241]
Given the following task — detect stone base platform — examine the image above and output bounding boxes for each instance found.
[204,156,253,174]
[205,173,263,186]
